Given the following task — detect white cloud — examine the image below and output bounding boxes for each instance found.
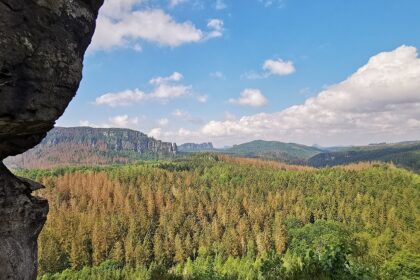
[148,127,162,138]
[152,84,192,99]
[95,72,194,106]
[109,115,139,127]
[100,0,142,19]
[229,88,268,107]
[263,59,295,76]
[90,1,224,51]
[243,58,295,80]
[198,45,420,146]
[91,10,202,50]
[206,19,224,39]
[150,72,183,85]
[215,0,227,10]
[178,127,194,137]
[133,44,143,52]
[95,89,146,106]
[80,115,140,129]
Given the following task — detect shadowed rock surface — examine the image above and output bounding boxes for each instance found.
[0,0,103,278]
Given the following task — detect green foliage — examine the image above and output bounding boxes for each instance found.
[32,156,419,279]
[380,250,420,280]
[5,127,176,169]
[309,142,420,173]
[223,140,322,163]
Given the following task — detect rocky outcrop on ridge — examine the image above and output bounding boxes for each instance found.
[5,127,178,169]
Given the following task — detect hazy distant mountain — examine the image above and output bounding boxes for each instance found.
[5,127,177,169]
[308,141,420,172]
[178,142,214,152]
[222,140,323,164]
[5,127,420,172]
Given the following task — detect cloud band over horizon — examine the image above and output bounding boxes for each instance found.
[151,45,420,146]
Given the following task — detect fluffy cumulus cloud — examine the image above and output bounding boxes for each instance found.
[199,45,420,146]
[263,59,295,76]
[109,115,139,127]
[95,72,194,106]
[206,19,224,39]
[90,0,224,51]
[150,72,183,85]
[244,58,295,79]
[80,115,140,129]
[148,127,162,139]
[95,89,146,106]
[229,89,268,107]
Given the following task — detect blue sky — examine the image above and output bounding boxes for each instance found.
[57,0,420,147]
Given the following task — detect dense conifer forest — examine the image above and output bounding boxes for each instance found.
[16,154,420,279]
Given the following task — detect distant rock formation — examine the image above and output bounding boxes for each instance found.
[5,127,178,169]
[178,142,214,152]
[0,0,103,278]
[44,127,177,155]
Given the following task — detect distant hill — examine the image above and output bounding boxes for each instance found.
[308,141,420,172]
[4,127,177,169]
[178,142,214,152]
[5,127,420,172]
[221,140,323,164]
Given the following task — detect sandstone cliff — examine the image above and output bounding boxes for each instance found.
[5,127,178,169]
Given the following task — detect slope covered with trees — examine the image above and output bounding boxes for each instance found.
[222,140,323,164]
[15,155,420,279]
[309,142,420,173]
[5,127,177,169]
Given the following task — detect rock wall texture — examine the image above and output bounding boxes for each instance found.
[0,0,103,278]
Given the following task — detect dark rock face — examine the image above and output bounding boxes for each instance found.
[0,0,103,159]
[0,0,103,278]
[0,163,48,279]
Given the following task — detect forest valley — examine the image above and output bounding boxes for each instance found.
[13,154,419,279]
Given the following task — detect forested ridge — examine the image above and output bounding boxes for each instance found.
[15,155,420,279]
[221,140,322,164]
[5,127,177,169]
[7,129,420,174]
[309,142,420,173]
